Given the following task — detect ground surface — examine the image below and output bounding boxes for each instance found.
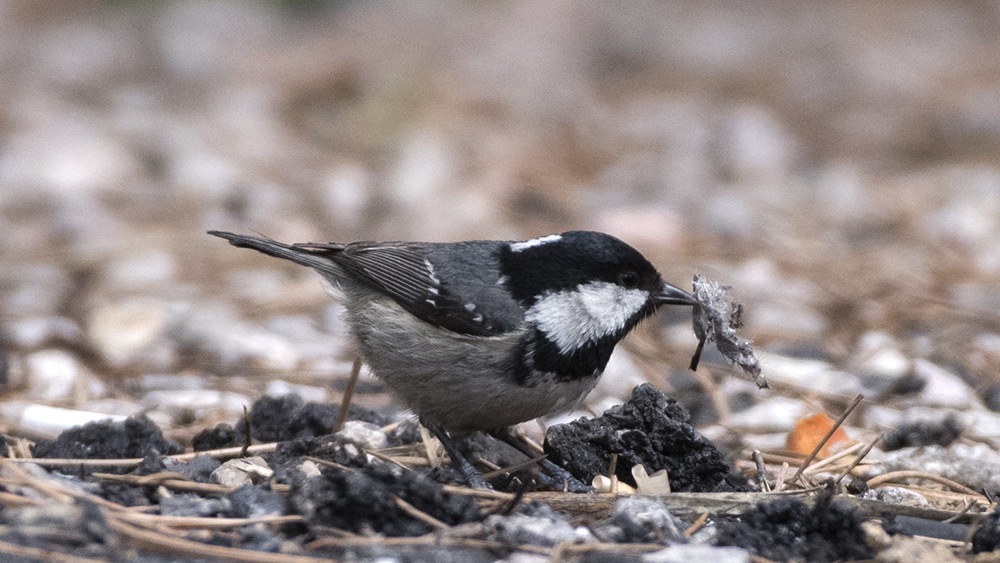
[2,1,1000,561]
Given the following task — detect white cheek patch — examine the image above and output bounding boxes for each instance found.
[510,234,562,252]
[525,281,650,354]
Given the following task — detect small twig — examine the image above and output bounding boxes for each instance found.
[240,405,252,458]
[0,538,106,563]
[120,513,303,530]
[752,450,769,492]
[333,358,363,433]
[6,443,279,467]
[787,393,864,487]
[441,484,516,501]
[802,442,866,475]
[832,433,882,486]
[476,458,502,472]
[499,481,529,516]
[365,448,414,471]
[394,496,450,530]
[867,469,982,497]
[94,472,235,495]
[609,453,619,495]
[481,454,549,480]
[944,498,982,524]
[108,517,338,563]
[773,462,790,492]
[682,512,709,538]
[303,456,350,471]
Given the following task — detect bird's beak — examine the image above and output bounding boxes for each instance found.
[654,280,697,306]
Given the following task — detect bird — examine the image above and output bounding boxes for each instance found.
[209,229,696,487]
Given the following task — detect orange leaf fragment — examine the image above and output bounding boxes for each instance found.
[785,412,850,457]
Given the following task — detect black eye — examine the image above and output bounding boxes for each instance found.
[618,271,638,288]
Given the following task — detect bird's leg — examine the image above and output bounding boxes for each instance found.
[426,424,490,489]
[490,428,592,493]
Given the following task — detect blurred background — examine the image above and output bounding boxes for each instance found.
[3,0,1000,445]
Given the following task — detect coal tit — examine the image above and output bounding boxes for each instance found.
[209,230,695,486]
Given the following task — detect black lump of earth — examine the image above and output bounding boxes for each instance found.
[31,415,181,475]
[713,495,874,562]
[287,463,481,537]
[881,415,963,451]
[689,274,767,389]
[544,383,751,492]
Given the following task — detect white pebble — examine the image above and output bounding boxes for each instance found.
[728,396,807,433]
[335,421,388,451]
[757,351,861,396]
[6,316,82,349]
[0,402,126,439]
[87,299,174,369]
[643,545,750,563]
[24,349,97,402]
[913,359,979,409]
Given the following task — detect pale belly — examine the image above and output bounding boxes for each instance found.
[345,293,601,432]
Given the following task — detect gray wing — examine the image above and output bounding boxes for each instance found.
[298,240,523,336]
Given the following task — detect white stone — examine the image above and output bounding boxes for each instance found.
[7,317,82,349]
[757,351,861,396]
[24,349,95,402]
[335,421,388,451]
[913,359,979,409]
[643,545,750,563]
[853,331,911,382]
[322,162,373,231]
[0,402,126,439]
[177,302,300,371]
[141,390,250,423]
[211,457,272,488]
[102,250,177,290]
[728,396,807,433]
[88,299,173,368]
[265,380,329,404]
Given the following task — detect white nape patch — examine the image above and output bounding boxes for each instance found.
[510,234,562,252]
[525,281,650,353]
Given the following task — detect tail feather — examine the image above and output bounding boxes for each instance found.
[207,230,342,277]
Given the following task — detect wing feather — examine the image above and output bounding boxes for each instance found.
[301,242,501,336]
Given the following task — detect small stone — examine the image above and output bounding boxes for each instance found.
[728,396,808,433]
[24,349,100,402]
[757,352,861,396]
[912,359,979,409]
[176,302,300,372]
[2,264,73,318]
[876,443,1000,493]
[7,316,82,349]
[485,505,593,547]
[321,162,373,231]
[211,457,273,487]
[862,486,928,506]
[643,545,750,563]
[87,299,175,369]
[852,331,911,388]
[0,402,127,439]
[141,389,250,424]
[335,421,388,451]
[265,380,329,403]
[101,250,176,291]
[599,496,685,544]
